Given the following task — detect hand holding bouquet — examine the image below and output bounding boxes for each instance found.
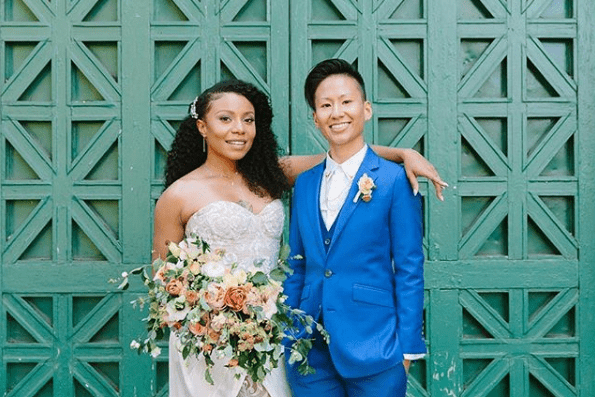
[116,235,327,384]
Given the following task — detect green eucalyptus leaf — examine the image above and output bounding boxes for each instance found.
[204,368,214,385]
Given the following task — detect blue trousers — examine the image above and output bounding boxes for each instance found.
[285,334,408,397]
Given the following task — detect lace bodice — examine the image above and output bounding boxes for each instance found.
[185,200,285,274]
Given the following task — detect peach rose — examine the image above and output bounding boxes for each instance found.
[241,333,254,344]
[153,263,172,284]
[227,359,239,367]
[245,286,263,307]
[207,328,221,343]
[188,321,208,336]
[205,284,226,311]
[224,286,249,312]
[165,279,184,296]
[184,290,199,305]
[360,179,374,191]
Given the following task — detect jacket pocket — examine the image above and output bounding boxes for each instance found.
[352,284,395,308]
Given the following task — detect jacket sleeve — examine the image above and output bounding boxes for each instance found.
[390,167,426,355]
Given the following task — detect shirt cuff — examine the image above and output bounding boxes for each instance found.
[403,353,426,361]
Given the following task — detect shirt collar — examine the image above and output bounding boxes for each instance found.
[324,144,368,179]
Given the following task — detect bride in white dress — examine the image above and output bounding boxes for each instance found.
[152,79,445,396]
[152,80,306,397]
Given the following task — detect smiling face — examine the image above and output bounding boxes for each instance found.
[312,74,372,159]
[196,92,256,163]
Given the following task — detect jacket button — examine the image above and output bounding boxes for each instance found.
[324,269,333,278]
[324,238,331,245]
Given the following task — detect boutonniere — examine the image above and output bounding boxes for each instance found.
[353,173,376,203]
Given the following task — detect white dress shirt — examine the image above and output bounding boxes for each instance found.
[320,145,368,230]
[319,144,426,362]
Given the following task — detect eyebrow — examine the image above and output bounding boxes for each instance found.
[213,109,255,115]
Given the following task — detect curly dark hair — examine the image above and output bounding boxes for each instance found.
[164,79,290,199]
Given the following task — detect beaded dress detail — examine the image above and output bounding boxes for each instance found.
[168,200,291,397]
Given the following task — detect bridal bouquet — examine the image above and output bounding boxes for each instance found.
[115,234,327,384]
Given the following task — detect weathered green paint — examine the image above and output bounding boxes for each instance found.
[1,0,593,396]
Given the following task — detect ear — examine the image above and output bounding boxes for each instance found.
[196,119,206,137]
[364,101,373,121]
[312,111,320,129]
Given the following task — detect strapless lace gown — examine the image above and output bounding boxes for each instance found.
[169,200,292,397]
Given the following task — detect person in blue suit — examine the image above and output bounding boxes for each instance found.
[283,59,426,397]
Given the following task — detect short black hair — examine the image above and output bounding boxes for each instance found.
[304,58,366,110]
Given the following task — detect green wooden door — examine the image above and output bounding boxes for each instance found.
[1,0,593,396]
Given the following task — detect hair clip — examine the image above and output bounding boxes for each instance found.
[189,97,199,119]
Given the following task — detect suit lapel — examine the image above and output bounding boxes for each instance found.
[328,149,380,254]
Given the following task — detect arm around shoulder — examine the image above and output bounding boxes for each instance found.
[371,145,448,201]
[279,154,325,186]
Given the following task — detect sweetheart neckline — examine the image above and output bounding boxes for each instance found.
[186,199,282,225]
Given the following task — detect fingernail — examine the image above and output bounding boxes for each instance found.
[413,188,418,196]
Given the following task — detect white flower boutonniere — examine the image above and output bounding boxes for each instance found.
[353,173,376,203]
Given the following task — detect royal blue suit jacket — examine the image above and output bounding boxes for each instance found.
[284,148,426,378]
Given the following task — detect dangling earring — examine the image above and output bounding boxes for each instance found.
[202,136,206,152]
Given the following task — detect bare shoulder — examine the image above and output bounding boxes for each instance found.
[155,169,216,223]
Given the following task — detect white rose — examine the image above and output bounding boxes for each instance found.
[202,261,225,278]
[150,346,162,358]
[163,302,190,325]
[130,340,141,349]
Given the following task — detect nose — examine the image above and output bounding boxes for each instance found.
[330,103,344,118]
[230,118,245,134]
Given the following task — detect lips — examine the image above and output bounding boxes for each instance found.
[329,122,350,131]
[226,140,247,146]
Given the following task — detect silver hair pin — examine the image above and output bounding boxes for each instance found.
[189,97,199,119]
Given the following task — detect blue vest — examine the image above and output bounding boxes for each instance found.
[319,202,340,253]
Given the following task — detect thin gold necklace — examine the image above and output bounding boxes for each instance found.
[203,164,239,185]
[203,165,253,212]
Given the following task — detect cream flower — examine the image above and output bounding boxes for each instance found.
[223,269,247,287]
[168,241,182,258]
[178,240,201,260]
[210,313,227,332]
